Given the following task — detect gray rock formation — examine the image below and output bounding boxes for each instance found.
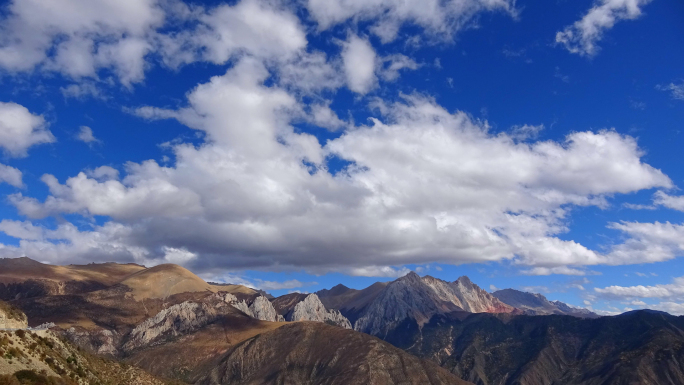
[354,272,463,336]
[250,296,285,322]
[65,327,121,355]
[446,276,516,313]
[228,295,285,322]
[288,294,352,329]
[123,301,227,352]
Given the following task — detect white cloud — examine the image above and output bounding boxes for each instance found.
[622,202,655,210]
[0,59,675,276]
[509,124,544,141]
[522,266,591,276]
[556,0,652,57]
[60,82,106,100]
[276,51,344,94]
[76,126,99,144]
[85,166,119,181]
[606,221,684,265]
[341,34,377,94]
[253,279,317,291]
[347,266,412,278]
[378,54,420,82]
[653,191,684,212]
[0,164,23,188]
[309,102,347,131]
[0,0,164,86]
[0,102,55,157]
[160,246,198,265]
[595,276,684,315]
[0,0,308,86]
[160,0,307,69]
[656,81,684,101]
[305,0,517,43]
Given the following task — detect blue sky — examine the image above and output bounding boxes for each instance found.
[0,0,683,315]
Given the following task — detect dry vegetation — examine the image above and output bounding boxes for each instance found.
[0,329,175,385]
[0,302,25,324]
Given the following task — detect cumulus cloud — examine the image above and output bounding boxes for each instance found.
[76,126,99,144]
[85,166,119,181]
[308,102,347,131]
[595,276,684,315]
[0,0,164,86]
[0,58,674,276]
[341,34,377,94]
[0,164,23,188]
[653,191,684,212]
[556,0,652,57]
[159,0,307,68]
[0,0,308,86]
[305,0,517,43]
[0,102,55,157]
[605,221,684,265]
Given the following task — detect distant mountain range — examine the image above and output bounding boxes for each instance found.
[3,256,682,385]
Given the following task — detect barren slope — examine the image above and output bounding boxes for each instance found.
[197,322,472,385]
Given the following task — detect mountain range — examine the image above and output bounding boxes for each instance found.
[2,256,682,385]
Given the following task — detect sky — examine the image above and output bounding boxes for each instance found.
[0,0,683,315]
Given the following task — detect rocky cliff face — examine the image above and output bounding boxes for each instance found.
[228,295,285,322]
[422,275,515,314]
[249,296,285,322]
[449,276,516,313]
[354,272,463,336]
[65,327,121,355]
[288,294,352,329]
[492,288,597,317]
[195,322,472,385]
[123,301,227,352]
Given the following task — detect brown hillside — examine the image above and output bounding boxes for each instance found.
[118,264,219,300]
[197,322,471,385]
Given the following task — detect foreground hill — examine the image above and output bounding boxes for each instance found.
[0,300,171,385]
[387,310,684,385]
[0,257,146,300]
[196,322,471,385]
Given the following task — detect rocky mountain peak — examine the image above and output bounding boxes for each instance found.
[354,273,462,335]
[400,271,422,282]
[288,294,352,329]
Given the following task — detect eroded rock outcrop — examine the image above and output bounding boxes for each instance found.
[66,327,121,355]
[228,295,285,322]
[123,301,226,352]
[288,294,352,329]
[250,296,285,322]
